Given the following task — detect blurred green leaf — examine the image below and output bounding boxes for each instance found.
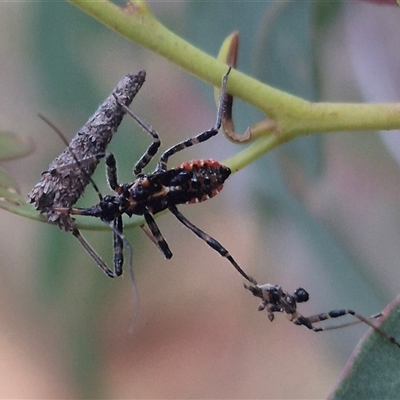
[0,131,33,161]
[329,295,400,399]
[0,186,45,221]
[0,130,35,214]
[0,166,18,191]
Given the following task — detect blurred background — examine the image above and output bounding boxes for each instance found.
[1,1,400,398]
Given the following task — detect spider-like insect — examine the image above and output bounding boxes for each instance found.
[245,282,400,348]
[52,68,255,284]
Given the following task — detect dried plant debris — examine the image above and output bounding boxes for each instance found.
[28,71,146,231]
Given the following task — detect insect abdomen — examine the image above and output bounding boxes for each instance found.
[172,159,231,203]
[127,160,231,215]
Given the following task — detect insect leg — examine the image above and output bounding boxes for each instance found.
[105,153,120,191]
[105,220,140,332]
[113,95,161,176]
[168,205,256,283]
[303,309,400,347]
[72,229,116,278]
[305,312,383,330]
[143,211,173,259]
[113,216,124,277]
[157,68,231,171]
[246,283,400,347]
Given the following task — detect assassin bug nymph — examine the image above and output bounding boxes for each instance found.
[53,68,256,284]
[245,282,400,348]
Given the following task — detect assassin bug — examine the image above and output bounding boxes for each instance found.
[245,282,400,348]
[29,71,146,231]
[51,68,255,283]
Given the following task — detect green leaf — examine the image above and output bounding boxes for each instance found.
[0,131,33,161]
[329,295,400,399]
[0,130,35,213]
[0,186,44,220]
[0,166,18,191]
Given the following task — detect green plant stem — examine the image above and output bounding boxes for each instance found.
[69,0,400,135]
[69,0,231,87]
[225,102,400,172]
[6,0,400,229]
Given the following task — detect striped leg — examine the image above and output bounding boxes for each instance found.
[245,283,400,348]
[301,309,399,347]
[113,215,124,277]
[157,68,231,171]
[168,205,256,284]
[113,95,161,175]
[72,229,118,277]
[143,211,173,259]
[105,153,120,191]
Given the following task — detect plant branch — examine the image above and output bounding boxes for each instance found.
[5,0,400,229]
[68,0,400,138]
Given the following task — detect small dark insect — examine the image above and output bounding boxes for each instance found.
[52,68,255,283]
[245,282,400,348]
[29,71,146,231]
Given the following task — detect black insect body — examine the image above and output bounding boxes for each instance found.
[73,160,228,218]
[52,68,255,283]
[29,71,146,231]
[245,282,400,348]
[67,159,232,266]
